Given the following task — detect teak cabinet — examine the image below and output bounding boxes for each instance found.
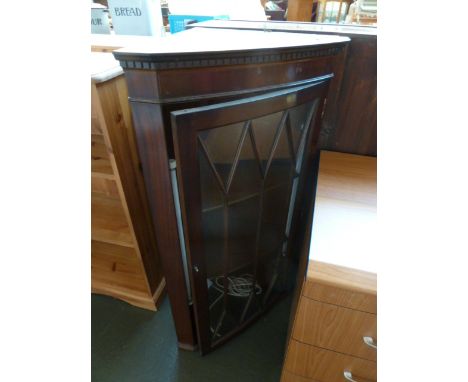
[281,151,377,382]
[113,27,350,354]
[91,53,165,311]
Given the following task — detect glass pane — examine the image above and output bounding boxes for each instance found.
[264,119,294,188]
[289,102,313,157]
[199,149,224,213]
[250,111,284,174]
[199,122,244,191]
[197,100,317,346]
[228,130,263,203]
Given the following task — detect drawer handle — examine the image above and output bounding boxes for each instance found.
[343,370,358,382]
[363,336,377,349]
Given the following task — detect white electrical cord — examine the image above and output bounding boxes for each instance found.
[209,274,263,338]
[212,274,262,298]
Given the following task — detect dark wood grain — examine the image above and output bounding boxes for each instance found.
[327,35,376,156]
[114,27,349,352]
[130,101,197,348]
[171,80,330,354]
[188,20,377,156]
[95,78,164,298]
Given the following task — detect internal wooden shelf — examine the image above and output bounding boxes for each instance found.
[91,192,134,247]
[202,181,291,213]
[201,160,294,213]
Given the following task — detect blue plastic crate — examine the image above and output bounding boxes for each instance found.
[168,14,229,34]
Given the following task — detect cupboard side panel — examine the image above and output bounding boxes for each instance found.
[130,101,197,349]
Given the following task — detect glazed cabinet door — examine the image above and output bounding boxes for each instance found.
[171,78,331,354]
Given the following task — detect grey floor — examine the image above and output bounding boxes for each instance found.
[92,294,293,382]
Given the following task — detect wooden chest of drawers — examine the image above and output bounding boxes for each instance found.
[281,151,377,382]
[91,53,166,310]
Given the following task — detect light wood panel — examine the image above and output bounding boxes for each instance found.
[307,260,376,296]
[91,240,166,311]
[91,192,133,247]
[91,177,120,199]
[293,297,376,361]
[310,150,377,274]
[284,340,376,382]
[91,91,103,135]
[316,151,376,206]
[303,278,376,314]
[94,73,165,299]
[287,0,315,22]
[304,260,376,313]
[91,53,165,310]
[91,134,113,176]
[281,151,377,381]
[304,151,377,353]
[91,240,151,301]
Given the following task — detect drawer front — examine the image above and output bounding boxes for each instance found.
[293,297,377,361]
[303,281,376,314]
[285,340,376,382]
[304,261,377,314]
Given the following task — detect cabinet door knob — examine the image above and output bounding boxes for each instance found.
[363,336,377,349]
[343,370,358,382]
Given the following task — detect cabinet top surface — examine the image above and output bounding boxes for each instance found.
[113,27,349,58]
[91,52,123,83]
[309,151,377,274]
[91,33,162,51]
[190,20,377,36]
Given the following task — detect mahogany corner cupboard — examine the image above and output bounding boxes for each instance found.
[112,27,350,354]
